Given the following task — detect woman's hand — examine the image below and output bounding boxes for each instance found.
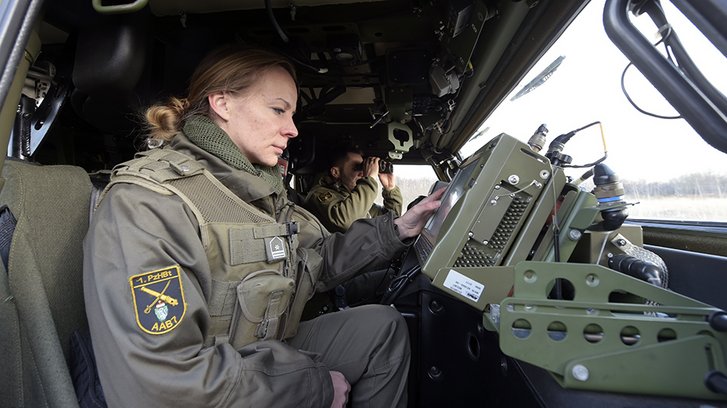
[393,188,445,240]
[329,371,350,408]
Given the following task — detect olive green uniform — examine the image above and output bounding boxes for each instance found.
[83,119,410,407]
[304,174,403,233]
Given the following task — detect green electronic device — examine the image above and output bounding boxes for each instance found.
[414,132,592,308]
[415,133,554,272]
[413,132,727,401]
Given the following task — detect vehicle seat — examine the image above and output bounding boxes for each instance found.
[0,159,92,407]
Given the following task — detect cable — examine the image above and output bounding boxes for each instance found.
[643,2,727,115]
[573,121,602,133]
[266,0,289,43]
[595,231,610,264]
[572,168,595,185]
[561,153,608,169]
[551,180,561,263]
[264,0,329,74]
[347,257,401,308]
[287,54,329,74]
[493,180,541,198]
[380,253,421,305]
[619,23,682,120]
[549,177,562,299]
[620,62,681,119]
[553,121,609,169]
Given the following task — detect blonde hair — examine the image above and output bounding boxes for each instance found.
[145,47,297,142]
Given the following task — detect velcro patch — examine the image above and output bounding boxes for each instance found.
[317,191,333,203]
[129,265,187,335]
[264,236,287,262]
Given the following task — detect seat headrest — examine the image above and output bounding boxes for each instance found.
[73,23,146,97]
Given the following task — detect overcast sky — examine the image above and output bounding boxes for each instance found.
[458,0,727,182]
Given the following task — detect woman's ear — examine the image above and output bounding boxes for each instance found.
[208,92,230,122]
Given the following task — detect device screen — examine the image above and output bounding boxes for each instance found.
[423,159,479,243]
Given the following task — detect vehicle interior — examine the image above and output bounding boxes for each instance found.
[1,0,726,407]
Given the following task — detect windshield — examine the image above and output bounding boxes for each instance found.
[461,1,727,223]
[374,164,439,209]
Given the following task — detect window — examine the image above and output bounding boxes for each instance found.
[460,1,727,222]
[375,164,439,209]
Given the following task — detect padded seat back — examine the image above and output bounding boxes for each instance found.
[0,159,92,407]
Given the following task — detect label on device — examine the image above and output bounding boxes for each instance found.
[443,270,485,302]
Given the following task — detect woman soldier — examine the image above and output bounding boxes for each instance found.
[83,46,443,408]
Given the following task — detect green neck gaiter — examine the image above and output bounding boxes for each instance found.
[183,115,284,194]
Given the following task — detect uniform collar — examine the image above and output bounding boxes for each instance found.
[169,132,281,206]
[319,174,351,195]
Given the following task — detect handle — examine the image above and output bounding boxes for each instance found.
[92,0,148,14]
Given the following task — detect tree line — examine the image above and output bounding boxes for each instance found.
[623,172,727,198]
[395,172,727,204]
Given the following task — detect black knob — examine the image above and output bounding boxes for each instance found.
[708,311,727,332]
[705,370,727,395]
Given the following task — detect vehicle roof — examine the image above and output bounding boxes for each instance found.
[23,0,588,172]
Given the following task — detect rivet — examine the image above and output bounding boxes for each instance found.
[572,364,589,381]
[568,229,582,241]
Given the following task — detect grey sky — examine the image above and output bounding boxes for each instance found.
[460,0,727,182]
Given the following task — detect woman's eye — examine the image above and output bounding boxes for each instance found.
[273,108,285,115]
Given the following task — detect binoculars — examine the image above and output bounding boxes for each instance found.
[354,159,394,174]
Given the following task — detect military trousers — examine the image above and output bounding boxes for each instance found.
[288,304,410,408]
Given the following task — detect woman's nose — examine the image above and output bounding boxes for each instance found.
[283,118,298,138]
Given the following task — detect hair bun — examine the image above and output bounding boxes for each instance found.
[172,97,189,115]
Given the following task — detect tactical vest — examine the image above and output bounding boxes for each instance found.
[100,148,309,349]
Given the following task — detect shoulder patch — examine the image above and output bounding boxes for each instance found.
[129,265,187,335]
[317,191,334,203]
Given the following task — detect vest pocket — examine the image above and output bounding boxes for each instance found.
[281,248,323,339]
[229,270,295,349]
